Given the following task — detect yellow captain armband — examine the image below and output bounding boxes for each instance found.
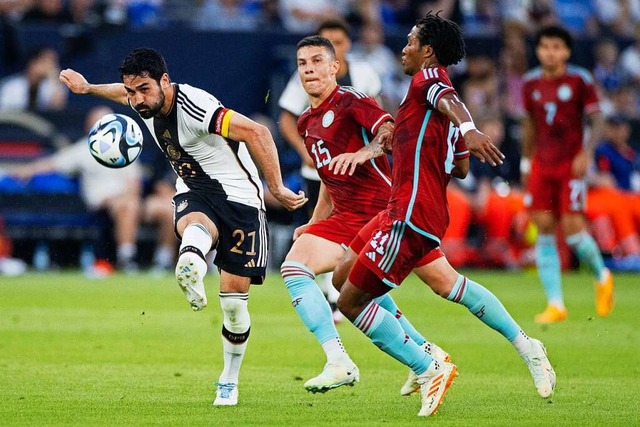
[214,108,236,137]
[220,109,235,138]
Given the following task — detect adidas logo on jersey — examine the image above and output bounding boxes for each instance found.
[162,129,171,139]
[366,251,377,262]
[244,259,256,268]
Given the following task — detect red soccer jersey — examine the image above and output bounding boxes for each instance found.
[297,85,393,218]
[387,66,461,242]
[523,64,600,167]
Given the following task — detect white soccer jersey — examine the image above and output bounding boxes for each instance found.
[137,83,265,210]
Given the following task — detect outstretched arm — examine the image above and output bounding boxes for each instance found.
[327,121,394,176]
[437,93,504,166]
[59,69,128,105]
[226,111,307,211]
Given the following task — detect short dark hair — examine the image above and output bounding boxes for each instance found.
[316,18,350,38]
[415,12,465,66]
[119,48,168,82]
[535,26,573,50]
[297,35,336,59]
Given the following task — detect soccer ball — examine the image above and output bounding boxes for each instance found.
[88,113,143,168]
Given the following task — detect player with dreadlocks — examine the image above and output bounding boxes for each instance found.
[332,13,556,417]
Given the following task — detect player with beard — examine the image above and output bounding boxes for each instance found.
[59,48,307,406]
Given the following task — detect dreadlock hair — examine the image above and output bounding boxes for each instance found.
[297,35,337,60]
[535,25,573,50]
[119,48,168,82]
[414,12,465,66]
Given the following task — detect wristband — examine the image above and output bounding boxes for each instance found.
[459,121,477,136]
[520,157,531,174]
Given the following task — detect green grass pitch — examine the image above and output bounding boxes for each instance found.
[1,269,638,425]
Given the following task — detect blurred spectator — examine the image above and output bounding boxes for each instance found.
[459,0,501,35]
[592,39,624,93]
[381,0,460,29]
[499,0,531,33]
[594,0,640,37]
[459,53,499,118]
[8,106,143,273]
[0,1,26,75]
[343,0,383,26]
[0,46,68,112]
[278,0,345,33]
[499,23,528,119]
[350,21,402,113]
[609,84,640,119]
[588,114,640,270]
[553,0,599,36]
[526,0,557,31]
[127,0,163,28]
[21,0,74,24]
[620,24,640,85]
[194,0,260,31]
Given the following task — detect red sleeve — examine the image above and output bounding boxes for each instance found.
[417,67,456,110]
[348,94,393,136]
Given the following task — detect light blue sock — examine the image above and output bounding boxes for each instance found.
[354,301,431,374]
[281,261,339,345]
[447,275,521,341]
[566,231,606,280]
[374,294,426,345]
[535,234,564,307]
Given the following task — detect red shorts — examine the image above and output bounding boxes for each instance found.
[526,162,586,215]
[306,211,372,247]
[348,210,439,296]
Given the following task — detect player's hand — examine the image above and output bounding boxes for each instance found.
[59,69,91,94]
[292,223,310,241]
[328,151,370,176]
[572,149,590,178]
[465,130,504,166]
[271,187,308,211]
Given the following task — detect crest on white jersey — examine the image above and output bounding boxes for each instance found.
[322,111,334,128]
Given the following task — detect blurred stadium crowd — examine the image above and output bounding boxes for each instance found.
[0,0,639,276]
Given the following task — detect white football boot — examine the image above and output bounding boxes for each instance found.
[213,382,238,406]
[175,253,207,311]
[304,360,360,393]
[401,341,452,396]
[522,338,556,399]
[417,360,458,417]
